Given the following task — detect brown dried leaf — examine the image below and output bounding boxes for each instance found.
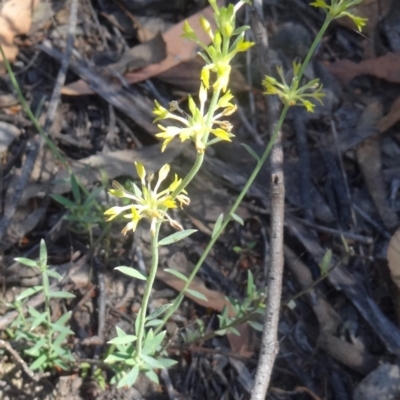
[0,0,41,72]
[387,228,400,290]
[335,0,391,35]
[327,53,400,85]
[158,251,252,356]
[377,96,400,133]
[62,2,222,95]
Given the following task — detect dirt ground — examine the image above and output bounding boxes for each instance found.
[1,0,400,399]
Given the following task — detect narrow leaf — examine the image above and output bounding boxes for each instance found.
[231,213,244,225]
[45,269,63,280]
[51,194,76,208]
[248,320,264,332]
[164,268,188,282]
[319,249,332,276]
[126,365,140,387]
[146,303,172,321]
[30,353,47,371]
[186,288,208,302]
[108,335,137,346]
[48,291,75,299]
[39,239,47,267]
[212,213,224,238]
[158,229,197,246]
[16,286,42,301]
[14,257,37,268]
[115,266,147,280]
[241,143,260,161]
[70,173,81,203]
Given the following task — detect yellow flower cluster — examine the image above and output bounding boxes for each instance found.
[154,88,237,153]
[104,163,189,236]
[310,0,367,31]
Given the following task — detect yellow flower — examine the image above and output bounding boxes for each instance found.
[310,0,367,31]
[154,89,235,153]
[104,163,190,236]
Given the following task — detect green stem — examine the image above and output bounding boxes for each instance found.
[171,88,221,199]
[156,104,290,334]
[42,271,53,357]
[0,44,68,169]
[294,16,332,84]
[136,222,161,359]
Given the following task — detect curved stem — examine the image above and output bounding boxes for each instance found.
[136,222,161,359]
[294,17,332,84]
[156,104,290,334]
[171,88,221,199]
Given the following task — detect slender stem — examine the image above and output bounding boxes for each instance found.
[136,222,161,359]
[42,271,53,356]
[294,17,332,84]
[171,88,221,199]
[0,44,68,169]
[156,104,290,334]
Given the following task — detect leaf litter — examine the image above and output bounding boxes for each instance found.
[2,0,400,398]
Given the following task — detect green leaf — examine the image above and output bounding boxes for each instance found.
[156,358,178,368]
[39,239,47,268]
[143,330,166,354]
[16,286,42,301]
[48,291,76,299]
[145,369,159,384]
[248,320,264,332]
[30,313,47,330]
[164,268,188,282]
[146,303,172,321]
[241,143,260,161]
[14,257,38,268]
[104,353,130,364]
[108,335,137,346]
[45,269,63,280]
[51,194,76,208]
[145,319,163,328]
[125,365,140,387]
[83,186,102,207]
[158,229,197,246]
[53,330,72,348]
[231,213,244,225]
[186,289,208,302]
[25,338,46,356]
[212,213,224,238]
[70,173,81,203]
[319,249,332,275]
[30,353,47,371]
[141,354,165,369]
[115,266,147,280]
[116,326,127,337]
[55,311,72,326]
[246,270,254,296]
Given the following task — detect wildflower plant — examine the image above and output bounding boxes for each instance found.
[104,0,367,389]
[10,240,75,372]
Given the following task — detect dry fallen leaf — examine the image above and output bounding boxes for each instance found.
[377,96,400,133]
[327,53,400,85]
[0,0,41,71]
[387,228,400,290]
[335,0,391,35]
[62,2,223,95]
[158,251,252,356]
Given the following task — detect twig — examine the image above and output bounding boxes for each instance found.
[0,339,49,382]
[287,215,373,244]
[250,9,285,399]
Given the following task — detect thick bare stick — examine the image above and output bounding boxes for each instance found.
[250,9,285,399]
